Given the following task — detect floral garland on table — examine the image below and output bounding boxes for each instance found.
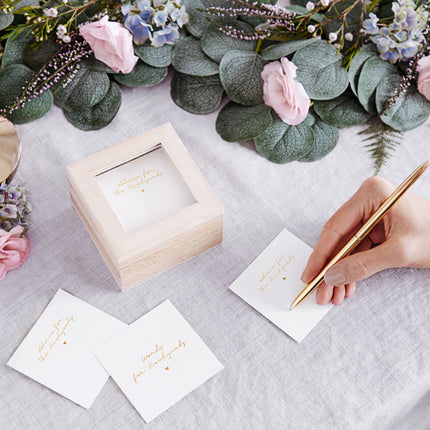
[0,181,32,280]
[0,0,429,171]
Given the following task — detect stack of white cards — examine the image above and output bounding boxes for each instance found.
[7,290,223,423]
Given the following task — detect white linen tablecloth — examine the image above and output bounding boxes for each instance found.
[1,74,430,430]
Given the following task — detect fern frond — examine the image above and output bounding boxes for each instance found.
[358,118,403,174]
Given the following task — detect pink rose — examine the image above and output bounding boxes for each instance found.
[417,55,430,102]
[80,16,138,74]
[0,226,30,280]
[261,57,310,126]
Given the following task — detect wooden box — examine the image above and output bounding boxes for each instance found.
[67,123,223,291]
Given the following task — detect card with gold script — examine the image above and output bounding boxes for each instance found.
[7,289,126,408]
[229,229,332,342]
[94,300,223,423]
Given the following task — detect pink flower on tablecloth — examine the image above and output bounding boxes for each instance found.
[79,16,138,74]
[417,55,430,101]
[261,57,310,126]
[0,226,30,280]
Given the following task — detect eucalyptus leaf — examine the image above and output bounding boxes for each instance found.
[216,102,272,141]
[114,61,168,87]
[357,56,397,114]
[172,36,219,76]
[219,50,264,106]
[24,38,60,71]
[0,12,13,30]
[292,40,349,100]
[313,93,371,127]
[134,42,172,67]
[261,37,320,61]
[171,72,224,114]
[2,29,34,68]
[64,82,122,131]
[82,55,116,73]
[0,64,53,124]
[201,22,257,63]
[54,66,110,111]
[283,5,323,21]
[348,44,378,96]
[376,75,430,131]
[13,0,40,8]
[299,114,339,162]
[254,114,315,163]
[323,0,362,37]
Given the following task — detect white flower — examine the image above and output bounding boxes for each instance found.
[62,35,71,43]
[306,1,315,11]
[307,24,316,33]
[56,24,67,36]
[345,32,353,41]
[43,7,58,17]
[328,32,337,42]
[320,0,330,6]
[62,0,68,3]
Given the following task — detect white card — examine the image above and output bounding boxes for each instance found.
[7,289,127,408]
[94,300,223,423]
[95,146,195,233]
[229,229,332,342]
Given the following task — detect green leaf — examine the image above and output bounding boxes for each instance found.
[82,55,116,73]
[114,61,168,87]
[219,50,264,106]
[54,66,110,111]
[13,0,40,8]
[299,114,339,162]
[357,56,396,114]
[1,29,34,68]
[216,102,272,141]
[172,36,219,76]
[313,92,371,127]
[171,72,224,114]
[348,44,378,96]
[0,64,53,124]
[376,75,430,131]
[23,37,60,71]
[201,22,257,63]
[261,37,320,61]
[283,5,324,21]
[0,12,13,30]
[64,82,122,131]
[323,0,362,37]
[134,42,172,67]
[254,114,315,163]
[292,40,349,100]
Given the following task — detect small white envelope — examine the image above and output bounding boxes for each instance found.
[229,229,332,342]
[94,300,223,423]
[7,289,126,408]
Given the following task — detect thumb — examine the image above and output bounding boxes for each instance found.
[324,242,399,286]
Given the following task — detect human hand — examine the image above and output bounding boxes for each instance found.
[301,176,430,306]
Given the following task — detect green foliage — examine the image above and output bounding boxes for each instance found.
[64,82,122,131]
[114,61,168,87]
[171,72,224,114]
[254,113,315,163]
[0,12,13,31]
[201,22,257,63]
[358,117,403,174]
[292,40,349,100]
[376,75,430,131]
[0,64,53,124]
[261,37,321,61]
[216,103,273,142]
[357,56,397,114]
[134,42,173,67]
[23,37,60,71]
[348,44,378,96]
[313,93,371,127]
[1,28,34,68]
[219,50,264,106]
[172,36,219,76]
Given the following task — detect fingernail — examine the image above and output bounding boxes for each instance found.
[324,267,346,286]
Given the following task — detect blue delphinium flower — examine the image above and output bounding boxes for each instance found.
[362,0,428,64]
[122,0,188,47]
[0,182,32,232]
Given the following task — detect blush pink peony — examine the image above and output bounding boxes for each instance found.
[261,57,310,126]
[79,16,138,74]
[0,226,30,280]
[417,55,430,101]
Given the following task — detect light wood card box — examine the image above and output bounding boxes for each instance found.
[67,123,223,291]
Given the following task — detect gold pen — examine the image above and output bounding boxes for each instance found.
[290,160,430,311]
